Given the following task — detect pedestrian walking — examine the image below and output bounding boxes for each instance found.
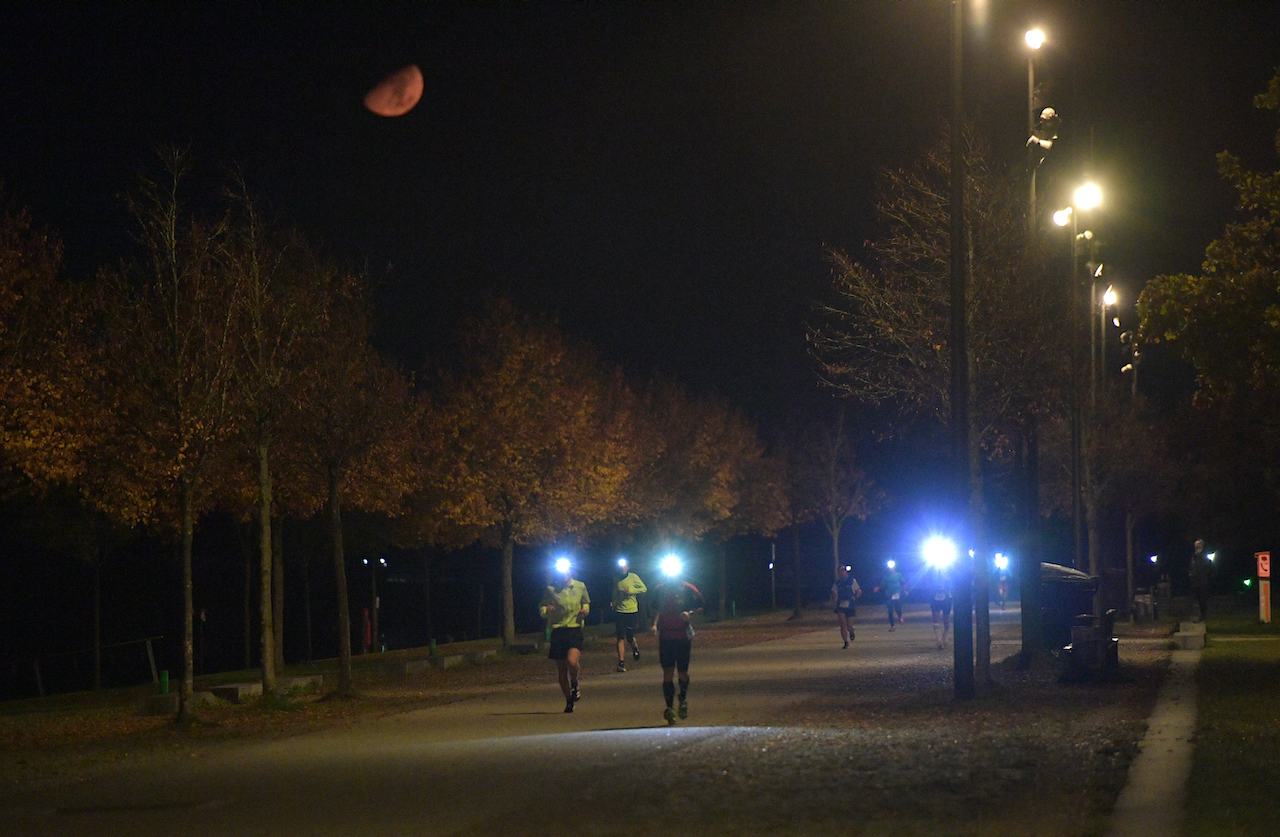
[1189,539,1212,623]
[874,560,907,631]
[610,557,647,671]
[830,566,861,648]
[651,557,704,725]
[539,558,590,713]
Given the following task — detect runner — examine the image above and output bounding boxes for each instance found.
[651,556,704,725]
[927,568,953,649]
[874,560,907,631]
[538,558,590,713]
[610,557,647,672]
[830,566,861,648]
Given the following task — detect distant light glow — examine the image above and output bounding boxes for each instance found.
[661,554,683,577]
[1074,183,1102,210]
[617,557,628,568]
[768,562,774,570]
[1103,286,1117,306]
[554,557,571,575]
[922,537,957,569]
[1207,552,1216,562]
[994,553,1009,571]
[1053,207,1072,227]
[886,559,896,570]
[1244,578,1253,587]
[1025,29,1045,49]
[1150,555,1158,563]
[845,565,852,572]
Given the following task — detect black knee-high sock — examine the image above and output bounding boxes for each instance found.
[663,681,676,707]
[678,679,688,701]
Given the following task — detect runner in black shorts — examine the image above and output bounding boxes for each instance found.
[651,559,704,725]
[830,566,861,648]
[610,557,647,672]
[928,571,953,650]
[539,560,591,713]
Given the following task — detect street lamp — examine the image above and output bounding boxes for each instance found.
[1055,184,1103,571]
[1025,28,1045,235]
[1101,284,1117,392]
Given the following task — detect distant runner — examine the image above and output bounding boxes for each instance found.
[874,561,907,631]
[611,557,647,672]
[927,569,953,649]
[830,566,861,648]
[539,559,590,713]
[651,559,704,725]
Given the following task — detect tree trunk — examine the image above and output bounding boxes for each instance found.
[303,539,312,662]
[178,478,196,720]
[257,442,276,695]
[1019,421,1046,667]
[717,540,728,620]
[243,526,252,670]
[92,551,102,691]
[501,530,515,647]
[272,515,284,676]
[791,523,803,619]
[1125,510,1136,622]
[829,519,843,583]
[329,469,354,697]
[422,551,434,645]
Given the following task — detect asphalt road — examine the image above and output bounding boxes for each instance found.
[0,605,1024,836]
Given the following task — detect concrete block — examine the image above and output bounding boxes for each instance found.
[1178,621,1207,636]
[429,654,465,670]
[209,682,263,703]
[467,649,497,664]
[508,643,542,655]
[138,693,179,716]
[1175,632,1205,650]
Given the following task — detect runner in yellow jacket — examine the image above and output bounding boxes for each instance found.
[539,561,590,713]
[610,557,647,672]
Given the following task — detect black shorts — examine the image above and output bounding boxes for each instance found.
[930,598,952,617]
[658,637,692,672]
[835,605,857,616]
[547,626,584,660]
[614,611,640,640]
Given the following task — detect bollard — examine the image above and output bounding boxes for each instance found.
[731,601,736,618]
[429,638,437,656]
[159,669,169,695]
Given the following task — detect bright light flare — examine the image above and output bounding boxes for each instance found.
[1244,578,1253,587]
[886,559,896,570]
[554,557,571,575]
[1103,286,1117,306]
[994,553,1009,571]
[617,557,628,568]
[922,537,958,569]
[1025,28,1045,49]
[1207,552,1217,562]
[1053,208,1072,227]
[661,554,683,577]
[1074,183,1102,210]
[1149,555,1158,563]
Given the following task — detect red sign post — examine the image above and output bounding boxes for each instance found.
[1257,552,1272,624]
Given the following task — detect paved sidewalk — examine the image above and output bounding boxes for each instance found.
[1106,646,1202,837]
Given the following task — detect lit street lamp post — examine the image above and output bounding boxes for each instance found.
[1025,28,1044,237]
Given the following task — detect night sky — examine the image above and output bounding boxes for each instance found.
[4,1,1280,422]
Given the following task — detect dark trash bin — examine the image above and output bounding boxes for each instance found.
[1040,562,1098,651]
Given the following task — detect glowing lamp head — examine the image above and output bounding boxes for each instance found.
[994,553,1009,571]
[617,557,629,570]
[1103,286,1117,306]
[1149,555,1158,564]
[661,554,683,578]
[922,536,958,569]
[886,559,896,571]
[1074,183,1102,211]
[1053,208,1072,227]
[554,557,572,576]
[1025,29,1045,49]
[1207,552,1216,562]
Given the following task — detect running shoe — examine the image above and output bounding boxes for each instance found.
[664,706,676,725]
[678,699,688,720]
[616,661,627,673]
[564,699,574,714]
[889,625,895,632]
[850,629,855,641]
[632,643,640,660]
[842,641,849,649]
[571,684,581,702]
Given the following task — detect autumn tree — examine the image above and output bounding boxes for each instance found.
[430,299,633,647]
[291,269,419,696]
[809,127,1067,676]
[89,148,238,718]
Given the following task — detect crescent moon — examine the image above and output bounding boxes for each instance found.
[364,65,424,117]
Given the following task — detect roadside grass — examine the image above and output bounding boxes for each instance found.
[1205,602,1280,636]
[1186,638,1280,837]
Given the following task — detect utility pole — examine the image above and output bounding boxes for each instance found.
[950,0,974,701]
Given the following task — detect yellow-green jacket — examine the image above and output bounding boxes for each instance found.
[539,580,590,629]
[611,572,647,614]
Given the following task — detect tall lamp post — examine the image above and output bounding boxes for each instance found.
[1055,183,1102,572]
[1025,29,1045,236]
[1100,284,1117,396]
